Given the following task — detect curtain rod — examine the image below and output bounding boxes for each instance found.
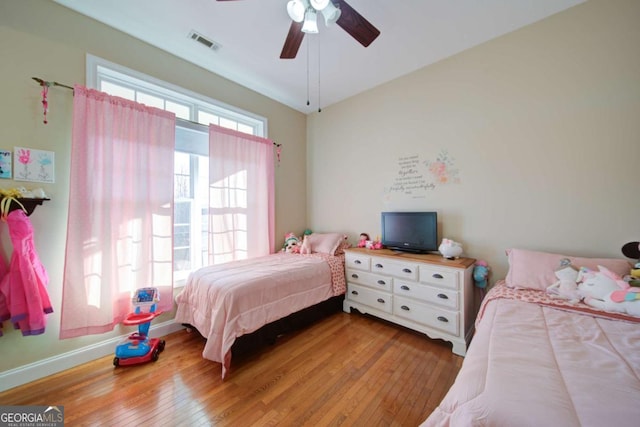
[31,77,280,147]
[32,77,74,91]
[177,118,281,147]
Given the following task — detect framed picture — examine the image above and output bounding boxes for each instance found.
[13,147,55,183]
[0,150,12,179]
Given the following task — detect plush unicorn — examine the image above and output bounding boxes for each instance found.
[578,265,640,317]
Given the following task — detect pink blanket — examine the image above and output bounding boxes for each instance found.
[174,253,345,378]
[423,283,640,426]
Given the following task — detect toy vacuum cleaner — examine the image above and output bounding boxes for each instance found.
[113,287,165,367]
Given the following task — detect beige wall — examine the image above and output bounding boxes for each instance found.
[0,0,306,375]
[307,0,639,281]
[1,0,638,385]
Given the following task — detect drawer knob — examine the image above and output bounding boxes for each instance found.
[377,298,386,304]
[400,305,410,311]
[355,260,362,264]
[375,263,384,269]
[437,293,448,300]
[402,268,412,274]
[432,273,444,279]
[351,274,359,279]
[351,290,359,295]
[377,280,386,285]
[400,285,410,291]
[437,316,449,323]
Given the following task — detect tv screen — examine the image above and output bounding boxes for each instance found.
[381,211,438,253]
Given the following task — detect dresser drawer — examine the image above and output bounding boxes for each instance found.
[345,252,371,271]
[393,280,459,310]
[418,265,459,290]
[347,283,393,314]
[346,269,393,291]
[393,296,459,336]
[371,257,419,281]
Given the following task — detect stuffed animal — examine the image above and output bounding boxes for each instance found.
[546,258,581,304]
[621,241,640,286]
[578,265,640,316]
[439,238,463,259]
[299,235,312,254]
[371,239,383,250]
[473,260,490,289]
[282,232,301,253]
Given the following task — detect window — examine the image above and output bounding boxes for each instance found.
[87,55,268,283]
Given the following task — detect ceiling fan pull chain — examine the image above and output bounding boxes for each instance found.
[317,33,321,113]
[306,36,310,107]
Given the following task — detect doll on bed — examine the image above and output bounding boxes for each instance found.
[282,232,301,253]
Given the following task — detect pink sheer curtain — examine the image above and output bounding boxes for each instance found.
[208,124,275,264]
[60,85,175,339]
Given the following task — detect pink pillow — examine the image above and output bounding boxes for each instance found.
[304,233,346,255]
[505,248,631,291]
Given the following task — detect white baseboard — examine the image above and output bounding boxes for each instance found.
[0,321,185,393]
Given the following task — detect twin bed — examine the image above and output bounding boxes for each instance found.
[174,233,348,378]
[174,240,640,425]
[423,248,640,426]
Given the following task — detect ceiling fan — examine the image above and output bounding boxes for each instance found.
[217,0,380,59]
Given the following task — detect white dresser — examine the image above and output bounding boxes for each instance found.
[343,248,476,356]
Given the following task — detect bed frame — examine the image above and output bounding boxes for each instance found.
[184,295,344,359]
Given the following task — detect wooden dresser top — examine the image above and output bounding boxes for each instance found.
[345,247,476,269]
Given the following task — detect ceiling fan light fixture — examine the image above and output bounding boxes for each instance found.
[301,8,319,33]
[309,0,330,11]
[287,0,306,23]
[321,2,341,26]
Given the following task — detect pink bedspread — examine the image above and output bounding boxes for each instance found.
[423,283,640,427]
[174,252,345,378]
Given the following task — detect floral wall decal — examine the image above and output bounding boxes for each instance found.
[425,149,461,185]
[384,149,462,200]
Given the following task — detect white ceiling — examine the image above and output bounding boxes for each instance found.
[52,0,585,114]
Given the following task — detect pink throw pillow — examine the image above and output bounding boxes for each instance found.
[505,248,631,291]
[305,233,347,255]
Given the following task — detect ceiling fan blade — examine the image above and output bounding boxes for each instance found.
[333,0,380,47]
[280,21,305,59]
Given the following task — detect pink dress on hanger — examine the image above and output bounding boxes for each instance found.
[0,231,9,336]
[0,209,52,336]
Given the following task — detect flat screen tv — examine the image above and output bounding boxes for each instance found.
[381,211,438,254]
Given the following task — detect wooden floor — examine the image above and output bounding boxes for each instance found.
[0,312,463,426]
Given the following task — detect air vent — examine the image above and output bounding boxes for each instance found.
[188,30,221,51]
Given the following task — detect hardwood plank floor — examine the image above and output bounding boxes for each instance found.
[0,312,463,426]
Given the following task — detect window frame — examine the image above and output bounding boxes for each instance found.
[85,54,268,136]
[86,54,269,284]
